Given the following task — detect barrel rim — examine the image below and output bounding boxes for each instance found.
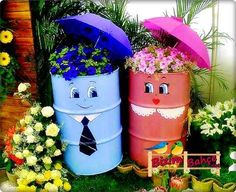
[129,69,190,76]
[51,67,119,79]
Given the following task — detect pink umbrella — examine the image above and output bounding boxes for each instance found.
[143,16,211,69]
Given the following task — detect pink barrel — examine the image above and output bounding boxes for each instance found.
[129,70,190,167]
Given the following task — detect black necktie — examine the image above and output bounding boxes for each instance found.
[79,117,97,156]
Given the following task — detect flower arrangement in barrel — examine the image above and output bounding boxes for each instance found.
[125,45,195,74]
[2,83,71,191]
[0,22,19,101]
[49,42,114,80]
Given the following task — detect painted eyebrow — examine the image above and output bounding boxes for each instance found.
[161,76,166,79]
[147,75,152,79]
[69,82,74,86]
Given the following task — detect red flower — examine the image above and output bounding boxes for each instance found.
[6,127,16,139]
[8,153,24,165]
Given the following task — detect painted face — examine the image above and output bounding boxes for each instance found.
[51,68,120,115]
[129,71,190,119]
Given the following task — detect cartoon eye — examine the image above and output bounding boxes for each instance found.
[70,87,80,98]
[159,83,169,94]
[88,86,98,98]
[145,83,153,93]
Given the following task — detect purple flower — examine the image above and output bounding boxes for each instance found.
[77,64,86,73]
[60,64,67,70]
[87,66,96,75]
[63,52,74,61]
[92,55,103,62]
[83,47,93,56]
[56,58,63,64]
[50,66,58,74]
[102,64,113,74]
[63,68,79,81]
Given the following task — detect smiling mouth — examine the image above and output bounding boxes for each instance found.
[77,104,93,109]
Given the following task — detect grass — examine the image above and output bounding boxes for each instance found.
[70,170,153,192]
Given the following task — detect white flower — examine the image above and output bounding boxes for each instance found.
[23,149,31,157]
[46,138,55,148]
[18,83,30,92]
[34,122,43,131]
[24,127,34,135]
[36,145,44,153]
[26,135,36,143]
[41,106,54,118]
[15,152,23,159]
[42,156,52,164]
[46,123,59,137]
[24,115,33,124]
[54,149,62,156]
[44,182,58,192]
[13,134,21,144]
[26,156,37,166]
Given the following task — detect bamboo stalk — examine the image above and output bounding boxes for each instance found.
[209,0,219,104]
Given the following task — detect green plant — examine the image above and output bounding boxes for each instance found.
[31,0,86,106]
[0,19,19,103]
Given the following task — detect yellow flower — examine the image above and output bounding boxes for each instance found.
[17,178,29,186]
[24,115,33,124]
[54,149,62,156]
[17,184,28,192]
[15,152,23,159]
[44,170,51,181]
[54,163,62,170]
[51,170,61,179]
[42,156,52,164]
[63,182,71,191]
[0,30,13,44]
[53,178,63,187]
[36,173,45,184]
[46,123,59,137]
[0,52,10,66]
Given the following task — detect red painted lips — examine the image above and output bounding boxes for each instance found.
[152,98,160,105]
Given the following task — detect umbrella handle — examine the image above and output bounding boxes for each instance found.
[94,31,102,48]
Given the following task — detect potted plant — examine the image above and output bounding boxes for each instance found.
[169,173,191,192]
[126,45,195,166]
[151,168,169,188]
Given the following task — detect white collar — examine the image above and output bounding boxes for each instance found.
[70,113,101,122]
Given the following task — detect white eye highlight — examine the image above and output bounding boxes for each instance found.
[88,86,98,98]
[145,83,153,93]
[159,83,169,94]
[70,87,80,98]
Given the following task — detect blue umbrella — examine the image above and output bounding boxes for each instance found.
[56,13,133,61]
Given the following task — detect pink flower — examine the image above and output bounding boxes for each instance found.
[138,61,147,72]
[146,62,156,74]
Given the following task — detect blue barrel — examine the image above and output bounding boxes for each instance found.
[51,68,122,175]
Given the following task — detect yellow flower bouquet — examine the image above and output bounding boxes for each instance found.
[2,83,71,192]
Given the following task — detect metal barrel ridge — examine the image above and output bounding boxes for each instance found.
[51,68,122,175]
[128,70,190,167]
